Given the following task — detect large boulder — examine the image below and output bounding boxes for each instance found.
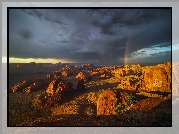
[46,78,66,96]
[142,66,171,92]
[42,78,69,107]
[97,90,117,115]
[34,78,75,108]
[76,72,92,82]
[61,71,68,77]
[80,64,94,70]
[53,71,62,78]
[97,90,138,115]
[112,69,124,78]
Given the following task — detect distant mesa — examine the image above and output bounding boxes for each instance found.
[9,62,64,69]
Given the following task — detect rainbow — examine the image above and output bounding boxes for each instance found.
[124,14,138,66]
[124,29,132,66]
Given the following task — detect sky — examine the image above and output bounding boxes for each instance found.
[9,8,171,65]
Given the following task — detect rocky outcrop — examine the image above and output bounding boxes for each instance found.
[39,78,68,107]
[61,71,68,77]
[141,64,171,92]
[112,68,124,78]
[53,71,62,78]
[116,62,171,93]
[100,72,112,79]
[11,81,27,93]
[38,77,86,107]
[46,78,65,95]
[129,97,165,111]
[97,90,117,115]
[11,79,50,93]
[90,71,100,76]
[97,90,141,115]
[80,64,94,70]
[76,72,92,82]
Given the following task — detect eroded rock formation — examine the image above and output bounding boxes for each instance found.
[11,79,50,93]
[76,72,92,82]
[141,64,171,92]
[97,90,117,115]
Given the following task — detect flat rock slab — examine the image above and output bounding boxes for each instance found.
[129,97,165,111]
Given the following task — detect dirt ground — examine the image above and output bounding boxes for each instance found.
[8,66,172,127]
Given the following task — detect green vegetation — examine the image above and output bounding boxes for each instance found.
[114,98,119,106]
[125,95,138,105]
[114,94,138,115]
[114,104,128,115]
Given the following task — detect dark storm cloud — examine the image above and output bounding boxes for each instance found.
[22,9,43,19]
[88,9,160,35]
[44,15,68,25]
[39,40,48,43]
[57,34,64,38]
[116,46,126,50]
[9,8,171,64]
[22,9,68,25]
[59,40,70,43]
[18,28,33,40]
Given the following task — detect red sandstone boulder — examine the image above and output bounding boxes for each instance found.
[76,72,92,82]
[142,66,170,92]
[97,90,117,115]
[38,77,86,108]
[61,71,68,77]
[46,78,66,96]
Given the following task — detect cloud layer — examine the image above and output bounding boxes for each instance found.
[9,8,171,64]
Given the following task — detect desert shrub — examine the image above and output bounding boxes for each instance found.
[153,110,171,126]
[114,104,128,115]
[125,95,138,105]
[114,98,119,106]
[114,94,138,115]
